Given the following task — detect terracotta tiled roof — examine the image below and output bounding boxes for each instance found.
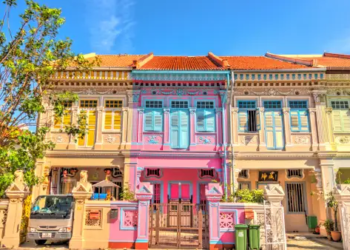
[220,56,309,70]
[139,56,225,70]
[87,54,146,67]
[267,52,350,69]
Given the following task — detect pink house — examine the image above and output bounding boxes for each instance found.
[126,54,229,205]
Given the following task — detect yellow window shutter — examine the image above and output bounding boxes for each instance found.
[88,111,96,129]
[54,115,62,129]
[63,111,71,126]
[105,111,112,129]
[87,130,95,147]
[114,111,122,130]
[333,110,342,131]
[343,110,350,131]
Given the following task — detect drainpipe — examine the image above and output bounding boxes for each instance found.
[230,70,235,194]
[222,73,230,199]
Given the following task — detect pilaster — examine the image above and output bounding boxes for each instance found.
[333,184,350,250]
[258,107,266,150]
[163,108,170,150]
[283,107,292,147]
[232,107,239,146]
[94,106,104,149]
[189,107,196,149]
[309,108,318,150]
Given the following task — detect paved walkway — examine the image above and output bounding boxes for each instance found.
[287,233,343,250]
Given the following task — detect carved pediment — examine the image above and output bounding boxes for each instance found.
[264,184,285,196]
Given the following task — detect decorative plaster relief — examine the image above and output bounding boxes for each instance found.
[145,135,163,144]
[105,135,116,143]
[197,136,215,144]
[337,136,350,144]
[240,135,258,145]
[293,135,310,144]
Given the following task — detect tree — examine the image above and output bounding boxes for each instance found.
[0,0,99,196]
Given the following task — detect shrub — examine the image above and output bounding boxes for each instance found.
[235,189,264,204]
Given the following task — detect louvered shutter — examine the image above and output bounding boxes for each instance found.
[290,111,299,131]
[87,111,96,146]
[205,109,215,132]
[343,110,350,131]
[265,111,274,149]
[299,110,309,132]
[63,110,71,126]
[274,111,284,149]
[54,115,62,129]
[113,111,121,130]
[238,111,248,132]
[196,110,205,131]
[104,111,112,129]
[180,110,189,148]
[144,110,153,131]
[333,110,342,132]
[153,110,163,131]
[256,109,261,130]
[171,111,180,148]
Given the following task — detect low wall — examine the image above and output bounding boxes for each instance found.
[0,200,8,245]
[81,200,139,249]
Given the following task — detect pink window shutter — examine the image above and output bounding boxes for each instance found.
[170,184,179,199]
[181,184,190,199]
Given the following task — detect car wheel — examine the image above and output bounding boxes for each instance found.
[35,240,46,245]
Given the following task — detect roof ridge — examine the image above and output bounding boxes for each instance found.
[207,52,229,68]
[265,53,314,67]
[324,52,350,60]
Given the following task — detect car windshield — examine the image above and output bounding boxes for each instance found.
[32,196,73,214]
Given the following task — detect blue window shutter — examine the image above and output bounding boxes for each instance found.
[299,110,309,132]
[205,109,215,132]
[144,111,153,131]
[256,109,261,130]
[180,110,189,148]
[153,110,163,131]
[238,111,248,132]
[196,110,205,131]
[171,111,180,148]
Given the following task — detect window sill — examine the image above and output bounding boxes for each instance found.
[290,132,311,135]
[143,131,163,134]
[195,131,216,134]
[102,130,122,134]
[238,132,259,135]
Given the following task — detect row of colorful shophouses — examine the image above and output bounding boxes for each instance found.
[1,52,350,250]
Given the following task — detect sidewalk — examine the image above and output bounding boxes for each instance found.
[287,233,343,250]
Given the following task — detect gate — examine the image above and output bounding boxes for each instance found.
[149,203,208,249]
[262,201,287,250]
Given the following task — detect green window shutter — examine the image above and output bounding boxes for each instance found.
[180,110,189,148]
[153,110,163,131]
[238,111,248,132]
[265,111,274,148]
[171,111,180,148]
[333,110,342,132]
[196,110,205,131]
[205,109,215,132]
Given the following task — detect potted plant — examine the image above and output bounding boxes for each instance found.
[326,192,341,242]
[323,219,334,241]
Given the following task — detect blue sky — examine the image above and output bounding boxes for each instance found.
[9,0,350,56]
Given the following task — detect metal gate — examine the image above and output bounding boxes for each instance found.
[262,201,287,250]
[148,203,208,249]
[341,206,349,250]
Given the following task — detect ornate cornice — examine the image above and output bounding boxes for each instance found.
[234,152,317,160]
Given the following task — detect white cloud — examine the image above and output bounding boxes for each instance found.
[327,35,350,54]
[86,0,135,53]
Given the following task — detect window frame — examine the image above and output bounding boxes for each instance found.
[170,100,190,149]
[143,100,164,132]
[285,182,307,214]
[78,99,98,147]
[237,100,260,132]
[329,99,350,132]
[53,101,73,130]
[103,99,123,131]
[288,100,310,132]
[195,100,216,132]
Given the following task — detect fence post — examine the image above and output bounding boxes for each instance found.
[264,184,286,250]
[1,170,29,249]
[333,184,350,250]
[205,183,223,250]
[69,170,93,250]
[135,182,153,250]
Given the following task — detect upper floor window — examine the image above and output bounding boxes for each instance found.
[78,100,97,147]
[238,101,260,132]
[264,101,282,109]
[144,100,163,132]
[54,101,72,129]
[171,101,188,109]
[331,100,350,132]
[196,101,215,132]
[289,101,309,132]
[104,100,122,131]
